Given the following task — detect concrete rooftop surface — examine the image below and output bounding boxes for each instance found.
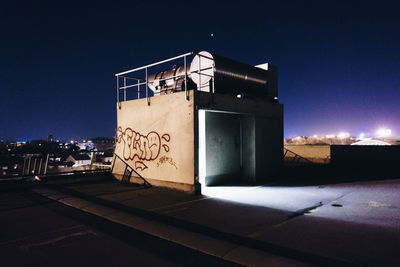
[2,174,400,266]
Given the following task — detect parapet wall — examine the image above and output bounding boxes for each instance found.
[285,145,331,164]
[331,145,400,166]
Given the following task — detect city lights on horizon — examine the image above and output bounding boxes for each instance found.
[337,132,350,139]
[289,127,394,140]
[376,127,392,138]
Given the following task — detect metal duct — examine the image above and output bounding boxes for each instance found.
[147,51,277,99]
[148,65,193,93]
[190,51,277,99]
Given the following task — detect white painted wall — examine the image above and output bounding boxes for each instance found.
[113,91,196,189]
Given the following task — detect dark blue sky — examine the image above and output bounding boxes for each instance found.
[1,1,399,141]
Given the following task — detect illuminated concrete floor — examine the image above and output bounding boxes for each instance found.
[201,180,400,266]
[202,179,400,228]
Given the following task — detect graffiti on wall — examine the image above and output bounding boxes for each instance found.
[157,156,178,170]
[116,126,172,171]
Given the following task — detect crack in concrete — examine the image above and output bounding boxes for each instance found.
[271,192,351,227]
[21,230,96,250]
[286,201,324,220]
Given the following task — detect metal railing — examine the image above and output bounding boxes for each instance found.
[115,51,215,106]
[0,152,112,180]
[283,148,313,165]
[111,153,151,186]
[21,154,49,176]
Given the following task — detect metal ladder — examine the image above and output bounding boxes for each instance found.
[111,153,151,186]
[283,147,313,164]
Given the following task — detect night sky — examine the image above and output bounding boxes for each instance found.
[1,1,399,141]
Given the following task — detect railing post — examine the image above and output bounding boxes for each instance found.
[38,158,42,175]
[44,153,49,175]
[212,60,215,93]
[27,156,31,176]
[198,53,201,91]
[33,158,37,175]
[22,156,26,176]
[146,67,149,106]
[111,154,116,173]
[116,76,120,109]
[137,79,140,99]
[184,55,188,100]
[124,77,127,101]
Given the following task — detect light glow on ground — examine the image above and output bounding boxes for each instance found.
[201,184,341,212]
[201,180,400,228]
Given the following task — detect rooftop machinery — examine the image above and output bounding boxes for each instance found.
[116,51,278,103]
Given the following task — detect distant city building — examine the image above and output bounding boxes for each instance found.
[49,154,62,163]
[66,154,91,166]
[100,150,114,164]
[45,134,55,142]
[76,140,93,150]
[77,137,115,151]
[285,135,400,147]
[91,137,115,151]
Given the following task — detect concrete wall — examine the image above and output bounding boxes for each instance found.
[112,91,196,192]
[202,112,281,185]
[196,91,283,185]
[241,116,256,182]
[255,116,283,180]
[285,145,330,163]
[204,111,241,185]
[331,145,400,166]
[113,90,283,192]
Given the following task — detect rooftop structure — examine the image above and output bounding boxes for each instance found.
[111,51,283,193]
